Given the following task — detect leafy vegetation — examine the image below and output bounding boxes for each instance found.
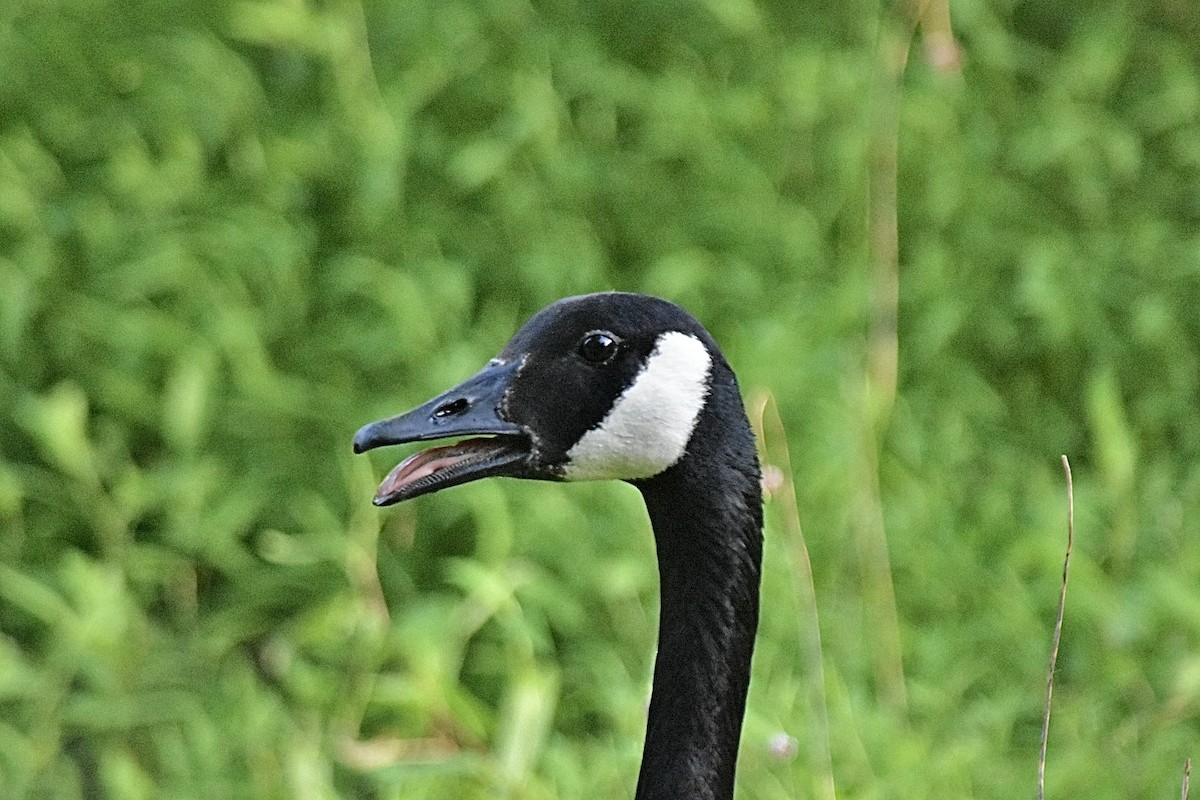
[1,0,1198,797]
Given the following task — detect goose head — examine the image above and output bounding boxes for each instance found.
[353,291,723,502]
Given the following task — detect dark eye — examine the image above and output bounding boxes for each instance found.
[578,331,619,363]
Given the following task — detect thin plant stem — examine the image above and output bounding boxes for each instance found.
[751,389,837,800]
[1037,455,1075,800]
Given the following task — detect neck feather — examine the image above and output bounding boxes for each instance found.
[632,387,763,800]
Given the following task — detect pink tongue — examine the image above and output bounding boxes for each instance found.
[375,438,494,502]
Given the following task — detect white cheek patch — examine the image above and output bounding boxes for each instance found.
[563,331,711,481]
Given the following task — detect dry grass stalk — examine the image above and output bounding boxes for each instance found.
[751,390,837,800]
[860,0,962,715]
[1037,455,1075,800]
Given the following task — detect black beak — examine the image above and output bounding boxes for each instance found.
[353,360,532,505]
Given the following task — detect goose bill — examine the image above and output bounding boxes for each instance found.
[352,360,531,504]
[372,436,528,505]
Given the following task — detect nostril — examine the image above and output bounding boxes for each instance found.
[433,397,469,418]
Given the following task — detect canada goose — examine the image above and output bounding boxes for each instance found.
[354,292,763,800]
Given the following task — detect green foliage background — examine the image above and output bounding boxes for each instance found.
[2,0,1198,797]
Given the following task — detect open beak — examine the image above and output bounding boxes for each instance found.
[352,360,532,505]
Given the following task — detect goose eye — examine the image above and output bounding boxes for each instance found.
[578,331,618,363]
